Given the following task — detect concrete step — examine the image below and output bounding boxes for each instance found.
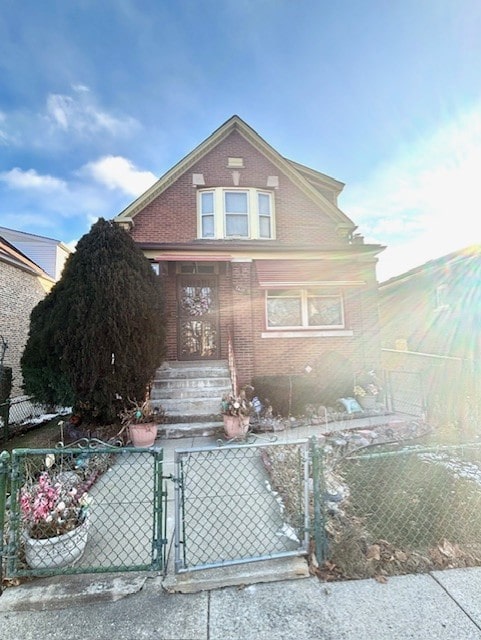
[158,421,224,439]
[155,361,230,380]
[154,376,231,390]
[151,385,231,400]
[158,397,221,413]
[151,360,231,425]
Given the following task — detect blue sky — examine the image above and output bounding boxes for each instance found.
[1,0,481,280]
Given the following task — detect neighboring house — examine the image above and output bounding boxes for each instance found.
[0,226,71,281]
[379,245,481,360]
[114,116,384,398]
[0,236,55,396]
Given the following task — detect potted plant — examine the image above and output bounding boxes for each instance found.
[20,469,92,569]
[220,389,252,439]
[353,371,382,410]
[120,398,164,447]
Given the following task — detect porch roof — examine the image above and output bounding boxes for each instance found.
[254,260,366,288]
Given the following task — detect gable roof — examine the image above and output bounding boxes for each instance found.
[114,115,355,232]
[0,226,71,252]
[0,235,54,281]
[380,245,481,289]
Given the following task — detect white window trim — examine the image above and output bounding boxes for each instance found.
[265,289,345,331]
[262,330,353,338]
[197,188,275,240]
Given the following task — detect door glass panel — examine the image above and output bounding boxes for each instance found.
[180,285,215,316]
[180,320,218,357]
[178,276,219,359]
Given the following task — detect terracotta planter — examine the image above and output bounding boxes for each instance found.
[24,515,90,569]
[128,423,158,447]
[223,415,250,440]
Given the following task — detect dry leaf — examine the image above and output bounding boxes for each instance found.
[374,575,388,584]
[394,550,408,563]
[366,544,381,561]
[438,539,457,558]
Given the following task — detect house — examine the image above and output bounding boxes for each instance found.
[379,245,481,360]
[379,246,481,424]
[114,116,384,411]
[0,236,55,396]
[0,227,71,281]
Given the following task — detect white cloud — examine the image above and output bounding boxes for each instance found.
[342,102,481,280]
[0,168,67,192]
[45,91,139,136]
[81,155,157,196]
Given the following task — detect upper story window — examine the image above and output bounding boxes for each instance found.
[198,188,274,240]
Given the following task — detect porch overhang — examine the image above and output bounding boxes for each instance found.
[153,254,233,262]
[254,259,366,288]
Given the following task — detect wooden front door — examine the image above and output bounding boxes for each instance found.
[177,275,219,360]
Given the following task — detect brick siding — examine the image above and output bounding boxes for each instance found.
[131,130,343,246]
[0,262,51,396]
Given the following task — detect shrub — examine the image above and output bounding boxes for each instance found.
[21,218,166,423]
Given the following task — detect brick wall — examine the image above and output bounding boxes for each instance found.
[130,130,344,247]
[0,262,51,396]
[206,259,381,387]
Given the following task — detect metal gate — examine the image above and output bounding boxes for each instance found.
[173,440,310,573]
[1,442,167,580]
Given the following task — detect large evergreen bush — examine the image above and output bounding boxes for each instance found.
[21,218,165,422]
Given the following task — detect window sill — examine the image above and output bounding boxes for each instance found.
[261,330,354,338]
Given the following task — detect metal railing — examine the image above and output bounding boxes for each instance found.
[227,328,238,394]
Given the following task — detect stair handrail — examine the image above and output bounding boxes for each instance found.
[227,328,238,395]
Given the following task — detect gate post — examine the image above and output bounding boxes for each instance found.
[0,401,9,444]
[0,450,10,593]
[310,437,327,564]
[152,448,165,572]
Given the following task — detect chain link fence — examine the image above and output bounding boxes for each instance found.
[0,396,60,443]
[174,440,310,572]
[382,351,481,430]
[1,444,166,582]
[310,440,481,581]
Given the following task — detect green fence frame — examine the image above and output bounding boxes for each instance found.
[1,444,167,582]
[0,451,9,591]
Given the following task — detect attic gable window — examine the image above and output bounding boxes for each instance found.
[228,157,244,168]
[198,188,274,240]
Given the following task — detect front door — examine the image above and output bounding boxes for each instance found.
[177,275,219,360]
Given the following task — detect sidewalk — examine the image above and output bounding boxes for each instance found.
[2,567,481,639]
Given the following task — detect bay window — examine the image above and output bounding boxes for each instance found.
[198,188,274,239]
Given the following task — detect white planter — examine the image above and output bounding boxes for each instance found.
[24,515,90,569]
[357,395,376,410]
